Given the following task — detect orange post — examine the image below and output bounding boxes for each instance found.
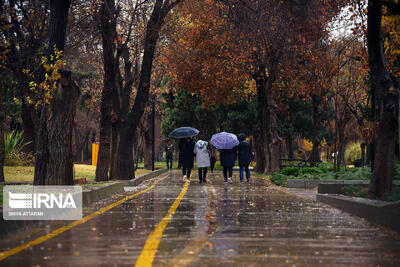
[92,142,99,166]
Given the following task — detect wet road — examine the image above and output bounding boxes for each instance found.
[1,170,400,266]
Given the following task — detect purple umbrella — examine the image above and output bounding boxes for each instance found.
[210,132,239,150]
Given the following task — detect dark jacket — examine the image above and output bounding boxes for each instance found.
[219,147,237,167]
[165,143,174,158]
[181,139,195,169]
[237,140,252,166]
[178,139,185,168]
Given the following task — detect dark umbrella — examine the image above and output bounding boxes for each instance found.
[169,127,199,139]
[210,132,239,149]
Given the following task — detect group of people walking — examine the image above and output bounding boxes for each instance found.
[165,134,254,184]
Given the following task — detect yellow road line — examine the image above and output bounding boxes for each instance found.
[166,182,217,267]
[0,174,170,262]
[135,175,190,267]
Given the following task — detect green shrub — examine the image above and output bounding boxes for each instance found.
[280,167,301,176]
[341,185,368,198]
[4,130,34,166]
[394,164,400,180]
[270,173,290,186]
[382,187,400,202]
[345,141,361,164]
[5,130,26,156]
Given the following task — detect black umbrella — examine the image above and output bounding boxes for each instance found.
[169,127,199,138]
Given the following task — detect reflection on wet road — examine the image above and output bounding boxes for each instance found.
[1,170,400,266]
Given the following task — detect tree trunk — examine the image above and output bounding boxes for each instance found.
[143,130,152,170]
[361,142,366,166]
[109,124,119,179]
[310,94,321,166]
[253,67,268,173]
[367,0,398,198]
[34,71,79,185]
[337,127,346,169]
[115,126,134,180]
[115,0,176,179]
[95,0,117,181]
[267,79,280,174]
[287,137,294,159]
[0,86,5,182]
[34,0,77,185]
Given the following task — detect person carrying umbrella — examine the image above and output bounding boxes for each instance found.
[194,135,210,184]
[210,132,239,184]
[181,137,195,181]
[237,133,254,183]
[169,127,199,173]
[220,147,237,184]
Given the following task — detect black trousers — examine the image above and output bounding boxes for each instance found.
[210,158,216,172]
[166,155,173,169]
[223,166,233,181]
[182,168,191,178]
[198,167,208,182]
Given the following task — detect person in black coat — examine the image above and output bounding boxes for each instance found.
[181,137,195,181]
[237,133,254,182]
[219,147,237,184]
[165,139,174,170]
[178,139,185,169]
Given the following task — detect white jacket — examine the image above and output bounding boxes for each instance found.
[194,140,210,168]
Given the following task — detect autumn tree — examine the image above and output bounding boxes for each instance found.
[366,0,398,198]
[95,0,183,181]
[163,0,347,173]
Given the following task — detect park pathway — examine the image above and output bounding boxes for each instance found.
[1,170,400,266]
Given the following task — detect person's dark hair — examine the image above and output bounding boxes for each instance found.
[198,134,206,140]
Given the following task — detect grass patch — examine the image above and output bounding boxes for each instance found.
[341,185,368,198]
[341,185,400,202]
[3,164,151,183]
[382,187,400,202]
[268,163,393,186]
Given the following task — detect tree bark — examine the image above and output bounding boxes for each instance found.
[34,0,77,185]
[115,0,178,179]
[253,67,268,173]
[109,124,119,179]
[310,94,321,166]
[367,0,398,198]
[361,142,366,166]
[95,0,117,181]
[267,77,281,174]
[337,126,346,169]
[34,71,79,185]
[143,130,152,170]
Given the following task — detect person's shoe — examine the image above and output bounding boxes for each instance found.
[183,175,187,181]
[203,179,207,184]
[240,180,244,183]
[224,180,228,185]
[247,179,250,183]
[228,177,233,184]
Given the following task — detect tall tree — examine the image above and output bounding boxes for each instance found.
[367,0,398,198]
[34,0,80,185]
[95,0,117,181]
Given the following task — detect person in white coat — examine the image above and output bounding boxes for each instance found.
[194,136,210,184]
